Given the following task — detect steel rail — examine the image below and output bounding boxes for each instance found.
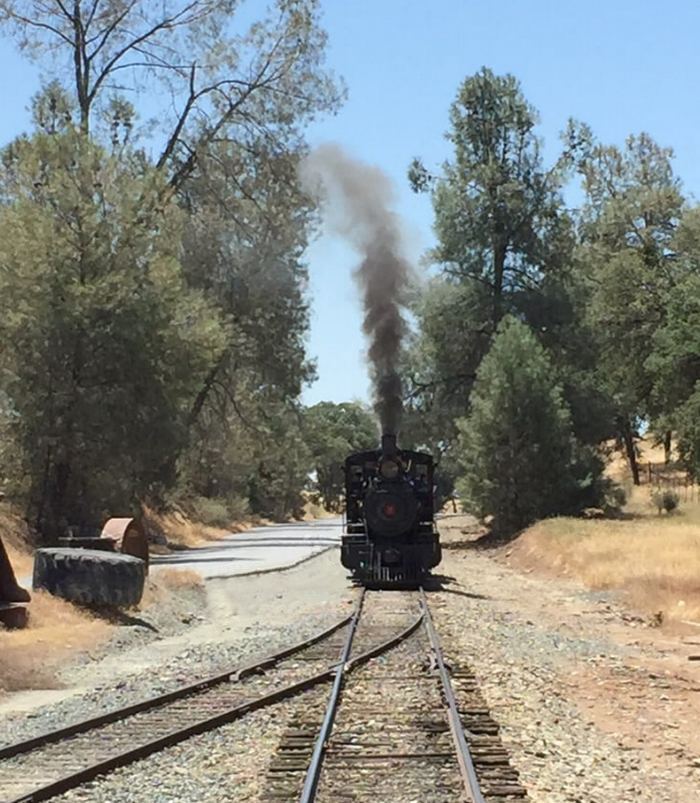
[298,587,365,803]
[0,611,355,762]
[3,600,364,803]
[7,664,347,803]
[419,587,486,803]
[298,594,424,803]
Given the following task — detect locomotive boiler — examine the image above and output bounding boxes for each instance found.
[341,433,441,585]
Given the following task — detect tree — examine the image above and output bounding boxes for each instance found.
[410,68,572,332]
[571,127,685,482]
[646,211,700,434]
[674,388,700,478]
[0,1,342,190]
[0,3,342,526]
[0,123,226,538]
[247,404,313,520]
[455,317,603,535]
[404,69,574,480]
[303,402,378,511]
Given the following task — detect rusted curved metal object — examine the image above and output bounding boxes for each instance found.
[101,517,149,572]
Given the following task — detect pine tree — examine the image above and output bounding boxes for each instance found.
[456,317,581,534]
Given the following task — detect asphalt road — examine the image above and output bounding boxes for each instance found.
[150,517,342,579]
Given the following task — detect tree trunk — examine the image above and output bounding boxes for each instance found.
[664,430,672,464]
[492,242,507,332]
[620,419,640,486]
[188,353,227,428]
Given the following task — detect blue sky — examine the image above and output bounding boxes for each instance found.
[2,1,700,406]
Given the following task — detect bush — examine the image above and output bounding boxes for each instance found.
[456,317,612,535]
[186,496,243,528]
[651,489,680,514]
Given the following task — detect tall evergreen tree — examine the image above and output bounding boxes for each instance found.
[571,127,685,480]
[456,318,604,534]
[404,69,575,475]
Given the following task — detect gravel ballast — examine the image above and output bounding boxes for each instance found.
[3,534,699,802]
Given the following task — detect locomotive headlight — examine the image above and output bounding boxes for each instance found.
[380,459,399,479]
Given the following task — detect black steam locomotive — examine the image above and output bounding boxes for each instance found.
[341,433,441,585]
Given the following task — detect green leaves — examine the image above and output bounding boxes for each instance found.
[455,318,603,534]
[303,402,378,511]
[0,131,226,536]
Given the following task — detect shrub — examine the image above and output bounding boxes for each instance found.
[456,317,610,535]
[651,489,680,514]
[187,496,234,528]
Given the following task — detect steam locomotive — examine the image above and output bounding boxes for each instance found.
[341,433,441,585]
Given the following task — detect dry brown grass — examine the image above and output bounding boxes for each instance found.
[139,567,203,607]
[156,568,203,589]
[147,507,235,549]
[0,590,111,693]
[509,494,700,624]
[299,493,337,521]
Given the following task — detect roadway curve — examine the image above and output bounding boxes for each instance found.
[150,517,342,579]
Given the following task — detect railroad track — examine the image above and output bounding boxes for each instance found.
[0,589,527,803]
[264,588,528,803]
[0,607,363,803]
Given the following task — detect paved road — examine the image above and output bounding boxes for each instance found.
[150,518,342,579]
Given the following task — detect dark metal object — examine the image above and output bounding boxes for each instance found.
[342,437,441,584]
[419,587,486,803]
[299,593,424,803]
[0,535,30,603]
[298,588,365,803]
[0,613,355,762]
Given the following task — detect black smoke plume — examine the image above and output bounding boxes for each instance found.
[300,144,411,435]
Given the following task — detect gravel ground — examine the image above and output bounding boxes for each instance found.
[0,549,352,748]
[53,689,327,803]
[0,605,349,748]
[433,546,700,803]
[4,527,699,802]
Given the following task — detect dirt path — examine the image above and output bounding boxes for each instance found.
[435,528,700,802]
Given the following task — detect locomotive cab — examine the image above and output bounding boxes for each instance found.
[342,434,441,585]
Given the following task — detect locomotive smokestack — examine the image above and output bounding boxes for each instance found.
[299,145,411,435]
[381,433,398,456]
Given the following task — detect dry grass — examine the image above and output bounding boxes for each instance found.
[156,568,203,589]
[139,567,203,607]
[0,590,111,693]
[146,507,237,549]
[300,493,337,521]
[509,495,700,624]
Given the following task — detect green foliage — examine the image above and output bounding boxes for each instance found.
[674,387,700,478]
[247,407,313,521]
[416,68,572,327]
[0,129,227,537]
[572,129,686,480]
[0,2,342,530]
[303,402,378,511]
[403,69,601,494]
[186,496,246,528]
[455,318,607,534]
